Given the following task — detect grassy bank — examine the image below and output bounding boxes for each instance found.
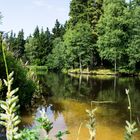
[67,68,140,77]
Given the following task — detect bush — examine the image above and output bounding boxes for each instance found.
[0,50,36,107]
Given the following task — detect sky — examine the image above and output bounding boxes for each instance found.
[0,0,70,37]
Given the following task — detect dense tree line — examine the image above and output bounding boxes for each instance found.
[5,19,66,66]
[0,15,35,107]
[3,0,140,72]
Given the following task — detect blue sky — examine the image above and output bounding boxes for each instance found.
[0,0,70,37]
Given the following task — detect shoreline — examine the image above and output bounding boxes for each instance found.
[66,68,140,77]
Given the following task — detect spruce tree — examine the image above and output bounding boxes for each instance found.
[86,0,103,29]
[68,0,88,27]
[52,19,65,39]
[15,29,25,59]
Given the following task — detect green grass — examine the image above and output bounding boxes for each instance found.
[68,68,115,75]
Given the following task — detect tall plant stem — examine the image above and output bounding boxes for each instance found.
[1,39,9,81]
[125,89,132,123]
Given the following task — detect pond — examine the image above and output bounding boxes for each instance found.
[20,72,140,140]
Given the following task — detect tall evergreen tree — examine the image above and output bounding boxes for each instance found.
[52,19,66,39]
[25,27,52,65]
[7,30,16,52]
[44,28,53,57]
[33,26,40,38]
[68,0,88,27]
[14,29,25,58]
[86,0,103,29]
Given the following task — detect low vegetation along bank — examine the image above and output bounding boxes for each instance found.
[67,68,140,77]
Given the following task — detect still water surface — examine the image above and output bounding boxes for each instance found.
[21,73,140,140]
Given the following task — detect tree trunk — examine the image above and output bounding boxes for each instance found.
[79,55,82,73]
[114,57,116,74]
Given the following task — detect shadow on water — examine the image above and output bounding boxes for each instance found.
[1,72,140,139]
[20,72,140,140]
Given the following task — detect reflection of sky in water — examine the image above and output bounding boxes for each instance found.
[21,73,140,139]
[27,98,140,140]
[34,105,67,139]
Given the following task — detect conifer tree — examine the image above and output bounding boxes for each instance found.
[52,19,65,39]
[14,29,25,58]
[68,0,88,27]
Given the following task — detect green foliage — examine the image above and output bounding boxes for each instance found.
[63,22,98,69]
[0,79,2,91]
[125,121,138,140]
[52,19,66,39]
[7,31,17,52]
[6,53,35,106]
[2,0,140,72]
[25,27,52,65]
[19,129,39,140]
[126,2,140,70]
[33,26,40,38]
[68,0,87,27]
[55,131,69,140]
[15,29,25,59]
[19,108,69,140]
[37,108,53,134]
[25,37,39,65]
[47,37,66,70]
[6,29,25,59]
[0,71,21,140]
[0,36,36,107]
[97,0,128,70]
[86,0,103,29]
[0,42,68,139]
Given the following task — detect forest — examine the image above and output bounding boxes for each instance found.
[0,0,140,140]
[1,0,140,74]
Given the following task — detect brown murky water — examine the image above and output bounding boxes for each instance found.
[21,97,140,140]
[19,72,140,140]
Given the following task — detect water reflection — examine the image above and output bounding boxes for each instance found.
[21,72,140,139]
[21,97,140,140]
[39,73,140,111]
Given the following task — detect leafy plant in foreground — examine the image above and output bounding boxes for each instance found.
[0,35,21,140]
[19,128,39,140]
[124,89,138,140]
[0,71,21,140]
[37,108,69,140]
[0,35,68,140]
[19,108,69,140]
[37,108,53,139]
